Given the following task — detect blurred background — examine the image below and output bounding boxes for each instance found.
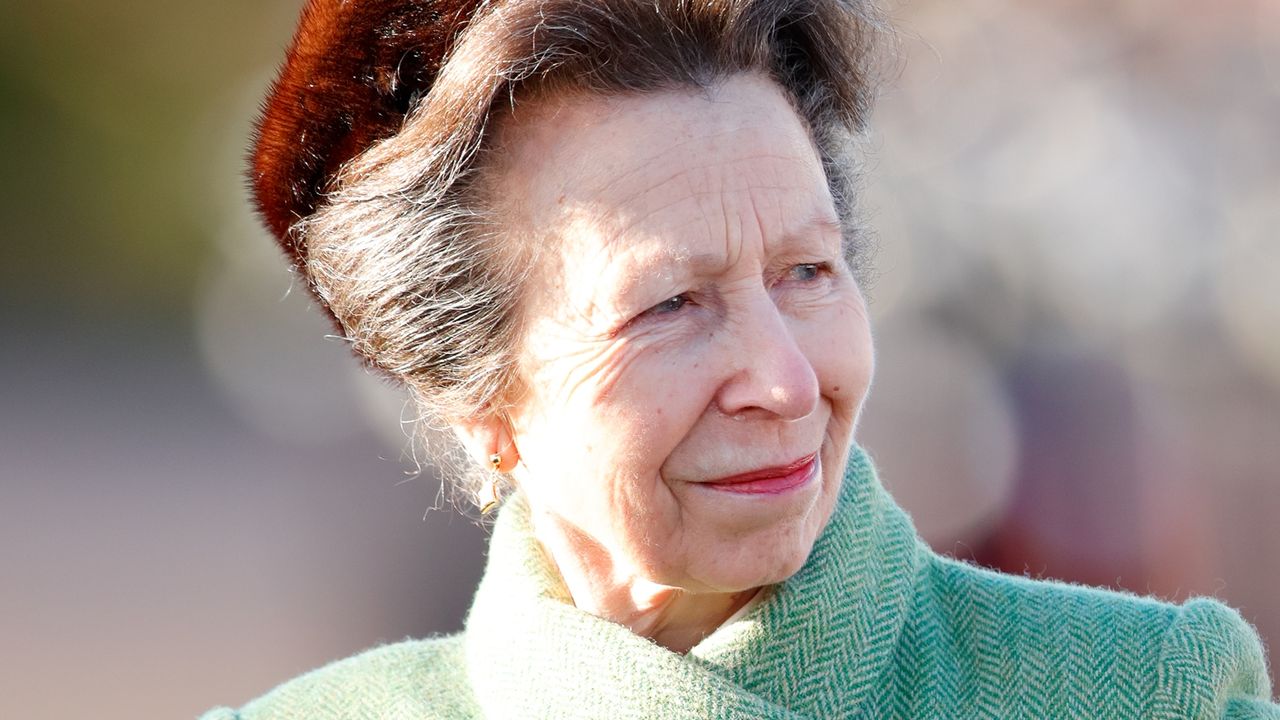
[1,0,1276,716]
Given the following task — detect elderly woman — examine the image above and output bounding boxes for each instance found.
[205,0,1278,717]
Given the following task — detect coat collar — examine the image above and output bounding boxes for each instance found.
[462,446,923,719]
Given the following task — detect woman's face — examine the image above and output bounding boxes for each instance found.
[491,74,874,593]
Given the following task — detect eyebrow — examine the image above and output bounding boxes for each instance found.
[608,209,842,259]
[795,211,844,239]
[620,221,839,278]
[598,211,843,305]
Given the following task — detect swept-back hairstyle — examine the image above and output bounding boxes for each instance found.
[252,0,886,505]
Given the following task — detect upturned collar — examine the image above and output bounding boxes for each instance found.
[463,446,924,719]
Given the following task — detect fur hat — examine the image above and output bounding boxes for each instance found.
[249,0,482,265]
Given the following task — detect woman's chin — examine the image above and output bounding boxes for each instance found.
[666,474,839,592]
[682,538,817,594]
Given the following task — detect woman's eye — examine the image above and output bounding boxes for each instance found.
[790,263,823,282]
[650,294,690,315]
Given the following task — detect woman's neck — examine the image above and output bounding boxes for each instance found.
[532,511,760,654]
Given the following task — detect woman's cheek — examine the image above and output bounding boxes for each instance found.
[824,304,874,425]
[783,297,868,429]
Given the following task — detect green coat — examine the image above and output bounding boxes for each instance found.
[203,448,1279,719]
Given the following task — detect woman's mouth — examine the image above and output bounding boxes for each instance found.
[702,453,819,495]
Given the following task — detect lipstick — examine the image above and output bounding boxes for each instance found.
[702,453,818,495]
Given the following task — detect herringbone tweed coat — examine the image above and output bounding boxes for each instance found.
[203,447,1278,719]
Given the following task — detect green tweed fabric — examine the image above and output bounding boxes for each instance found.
[202,446,1278,719]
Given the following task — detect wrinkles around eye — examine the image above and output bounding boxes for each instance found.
[609,295,689,335]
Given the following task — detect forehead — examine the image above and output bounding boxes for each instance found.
[494,74,831,231]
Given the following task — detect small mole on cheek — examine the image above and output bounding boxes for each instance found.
[833,386,841,393]
[557,194,566,205]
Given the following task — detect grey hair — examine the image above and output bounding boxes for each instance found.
[295,0,888,509]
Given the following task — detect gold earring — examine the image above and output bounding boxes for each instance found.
[480,480,500,515]
[481,453,503,514]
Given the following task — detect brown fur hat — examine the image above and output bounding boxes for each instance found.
[249,0,482,264]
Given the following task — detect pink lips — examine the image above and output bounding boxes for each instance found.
[702,453,819,495]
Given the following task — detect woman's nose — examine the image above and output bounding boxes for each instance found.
[714,299,820,422]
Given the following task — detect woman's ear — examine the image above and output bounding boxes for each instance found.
[452,411,518,472]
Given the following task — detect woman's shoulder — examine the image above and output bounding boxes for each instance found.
[903,549,1278,718]
[199,633,479,720]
